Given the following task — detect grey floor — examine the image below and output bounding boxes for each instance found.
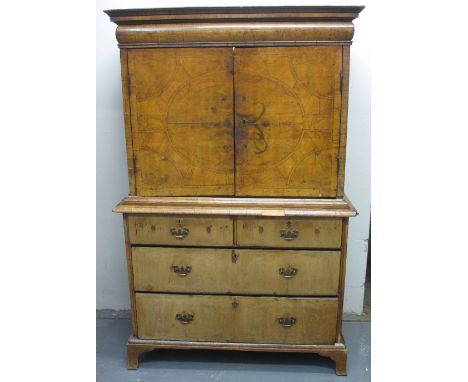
[97,319,370,382]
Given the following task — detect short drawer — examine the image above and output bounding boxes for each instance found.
[236,217,342,248]
[136,293,338,344]
[132,247,341,295]
[127,215,233,246]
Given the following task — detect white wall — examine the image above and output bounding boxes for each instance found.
[96,0,371,313]
[343,12,371,314]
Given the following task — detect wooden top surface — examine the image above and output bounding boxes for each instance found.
[104,6,364,25]
[113,196,358,217]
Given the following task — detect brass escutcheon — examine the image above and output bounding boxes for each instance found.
[280,221,299,241]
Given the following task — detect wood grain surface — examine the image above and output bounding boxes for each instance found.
[132,247,341,295]
[105,6,365,23]
[122,46,345,197]
[128,215,233,246]
[123,216,138,336]
[115,23,355,47]
[114,195,358,217]
[105,5,364,375]
[136,293,338,344]
[127,48,235,196]
[236,217,342,248]
[336,46,350,197]
[234,47,342,197]
[105,6,364,48]
[126,335,348,374]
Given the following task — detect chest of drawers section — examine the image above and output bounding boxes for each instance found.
[114,196,356,375]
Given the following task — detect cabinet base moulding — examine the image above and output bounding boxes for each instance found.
[126,335,348,376]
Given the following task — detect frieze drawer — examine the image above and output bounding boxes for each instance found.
[128,215,233,246]
[236,217,342,248]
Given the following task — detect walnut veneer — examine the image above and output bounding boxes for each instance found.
[106,5,363,376]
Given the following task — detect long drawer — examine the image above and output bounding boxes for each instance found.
[136,293,338,344]
[128,215,233,246]
[132,247,341,295]
[236,217,342,248]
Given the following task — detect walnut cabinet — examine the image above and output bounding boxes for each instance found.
[106,6,363,376]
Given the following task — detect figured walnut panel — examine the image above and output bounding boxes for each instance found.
[132,247,341,295]
[127,215,233,246]
[236,217,342,248]
[127,48,235,196]
[234,47,342,197]
[136,293,338,344]
[116,22,354,47]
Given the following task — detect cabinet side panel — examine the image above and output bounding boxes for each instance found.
[337,46,350,197]
[119,49,137,195]
[335,218,348,340]
[127,48,235,196]
[123,215,138,336]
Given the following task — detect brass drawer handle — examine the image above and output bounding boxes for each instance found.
[280,221,299,241]
[171,265,192,276]
[175,313,194,324]
[277,317,296,328]
[170,227,189,240]
[279,266,298,279]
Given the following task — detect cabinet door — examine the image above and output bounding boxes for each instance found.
[234,47,342,197]
[127,48,234,196]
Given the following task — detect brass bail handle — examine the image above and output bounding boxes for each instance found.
[171,218,189,240]
[171,265,192,276]
[280,220,299,241]
[279,266,298,279]
[176,313,194,324]
[277,317,297,328]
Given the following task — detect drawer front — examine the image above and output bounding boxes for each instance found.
[136,293,338,344]
[237,217,342,248]
[132,247,341,295]
[128,215,233,246]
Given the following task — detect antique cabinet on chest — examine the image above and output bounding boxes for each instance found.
[105,6,363,376]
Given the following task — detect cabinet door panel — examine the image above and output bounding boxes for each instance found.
[234,47,342,197]
[128,48,234,196]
